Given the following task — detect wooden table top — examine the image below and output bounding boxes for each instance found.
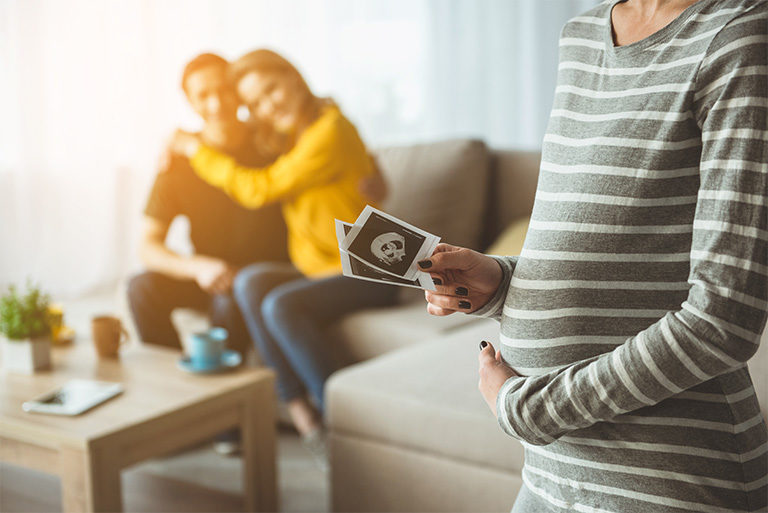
[0,341,273,449]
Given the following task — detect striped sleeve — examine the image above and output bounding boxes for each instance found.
[496,12,768,445]
[472,255,517,321]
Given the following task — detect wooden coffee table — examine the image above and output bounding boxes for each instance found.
[0,341,277,512]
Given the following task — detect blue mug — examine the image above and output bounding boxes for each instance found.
[187,327,228,371]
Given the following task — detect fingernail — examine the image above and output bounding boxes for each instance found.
[459,300,471,309]
[455,286,468,296]
[479,341,488,350]
[418,259,432,269]
[432,277,442,285]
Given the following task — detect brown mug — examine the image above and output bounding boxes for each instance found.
[91,315,128,358]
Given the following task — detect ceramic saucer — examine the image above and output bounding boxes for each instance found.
[177,350,242,374]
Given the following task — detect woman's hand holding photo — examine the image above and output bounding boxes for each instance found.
[421,243,503,316]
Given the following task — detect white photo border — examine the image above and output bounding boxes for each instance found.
[336,219,436,290]
[340,205,440,281]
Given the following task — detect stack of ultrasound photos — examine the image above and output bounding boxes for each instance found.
[335,205,440,290]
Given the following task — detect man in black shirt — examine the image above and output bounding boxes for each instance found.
[127,53,288,354]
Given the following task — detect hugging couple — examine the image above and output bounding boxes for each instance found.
[127,49,400,467]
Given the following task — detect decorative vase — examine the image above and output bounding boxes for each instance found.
[0,335,52,373]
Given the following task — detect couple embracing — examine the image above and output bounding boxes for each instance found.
[128,49,399,465]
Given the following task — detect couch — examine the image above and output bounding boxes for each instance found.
[122,138,767,513]
[324,139,768,513]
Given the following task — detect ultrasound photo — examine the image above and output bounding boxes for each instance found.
[340,206,439,280]
[335,220,435,290]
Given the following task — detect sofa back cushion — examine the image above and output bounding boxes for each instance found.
[482,150,541,250]
[749,326,768,424]
[372,139,490,251]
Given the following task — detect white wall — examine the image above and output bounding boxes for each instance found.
[0,0,599,297]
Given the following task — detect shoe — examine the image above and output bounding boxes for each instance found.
[301,428,329,472]
[213,440,241,457]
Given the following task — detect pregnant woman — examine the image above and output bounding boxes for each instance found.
[424,0,767,511]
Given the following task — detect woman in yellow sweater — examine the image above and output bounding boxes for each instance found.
[168,49,398,466]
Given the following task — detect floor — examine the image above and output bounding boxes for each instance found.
[0,286,329,513]
[0,429,329,512]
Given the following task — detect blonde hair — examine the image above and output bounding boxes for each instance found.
[230,49,312,96]
[231,49,335,154]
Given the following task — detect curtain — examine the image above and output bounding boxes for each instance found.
[0,0,599,297]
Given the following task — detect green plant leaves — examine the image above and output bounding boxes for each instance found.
[0,280,51,340]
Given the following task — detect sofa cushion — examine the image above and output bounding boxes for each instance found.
[326,320,526,474]
[482,150,540,249]
[373,139,490,251]
[485,215,530,257]
[330,433,522,513]
[748,325,768,424]
[328,301,480,365]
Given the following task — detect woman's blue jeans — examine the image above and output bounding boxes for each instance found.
[233,262,399,415]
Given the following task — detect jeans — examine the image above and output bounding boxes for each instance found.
[126,271,251,354]
[233,262,400,414]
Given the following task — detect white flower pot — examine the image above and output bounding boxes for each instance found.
[1,335,52,374]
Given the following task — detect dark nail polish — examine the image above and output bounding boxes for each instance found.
[418,259,432,269]
[455,286,468,296]
[432,277,442,286]
[459,300,471,309]
[480,341,488,350]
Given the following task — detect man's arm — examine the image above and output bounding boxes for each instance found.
[138,216,236,294]
[139,216,191,280]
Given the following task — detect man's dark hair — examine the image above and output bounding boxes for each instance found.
[181,53,228,93]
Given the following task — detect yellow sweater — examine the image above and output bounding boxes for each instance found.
[189,106,374,277]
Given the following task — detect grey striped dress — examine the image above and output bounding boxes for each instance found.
[475,1,768,511]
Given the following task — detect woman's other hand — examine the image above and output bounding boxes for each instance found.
[157,130,201,174]
[478,340,518,416]
[421,243,503,316]
[358,155,388,203]
[168,129,201,159]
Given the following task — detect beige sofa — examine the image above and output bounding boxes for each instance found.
[121,138,766,512]
[324,139,768,513]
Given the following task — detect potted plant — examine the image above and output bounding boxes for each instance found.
[0,282,53,373]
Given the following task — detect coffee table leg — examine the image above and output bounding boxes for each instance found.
[242,382,277,512]
[60,446,122,513]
